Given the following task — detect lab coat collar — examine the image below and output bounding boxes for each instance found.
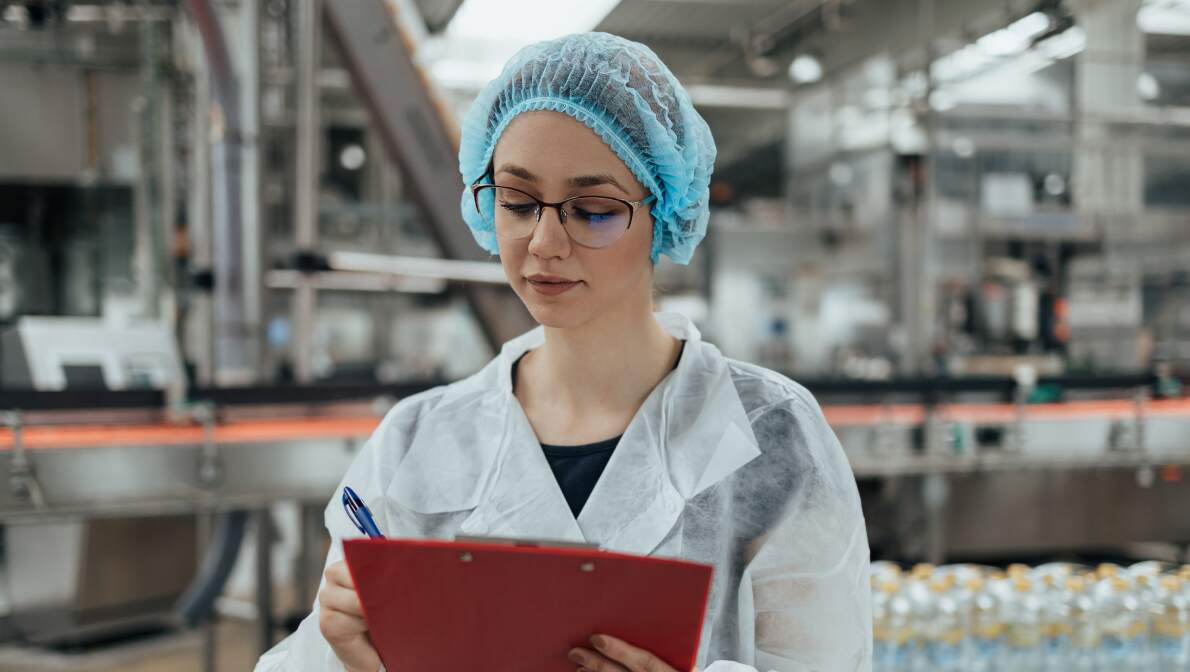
[400,312,761,556]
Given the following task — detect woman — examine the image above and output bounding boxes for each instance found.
[257,32,871,672]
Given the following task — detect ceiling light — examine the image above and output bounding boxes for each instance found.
[789,54,824,84]
[339,145,366,171]
[952,137,976,158]
[1137,72,1161,100]
[1043,173,1066,196]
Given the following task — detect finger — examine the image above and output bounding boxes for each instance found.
[318,609,369,642]
[318,584,365,618]
[325,561,356,589]
[569,646,629,672]
[590,634,678,672]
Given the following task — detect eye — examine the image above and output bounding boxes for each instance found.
[499,201,537,216]
[573,207,616,222]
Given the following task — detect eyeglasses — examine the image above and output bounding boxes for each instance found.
[470,184,654,249]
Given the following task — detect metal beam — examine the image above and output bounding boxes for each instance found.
[322,0,534,350]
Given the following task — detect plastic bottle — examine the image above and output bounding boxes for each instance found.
[1003,576,1044,671]
[1133,574,1159,668]
[1152,576,1190,670]
[1038,574,1072,670]
[874,580,914,671]
[962,576,1002,672]
[1126,560,1169,581]
[1097,575,1148,670]
[1097,563,1122,581]
[872,561,904,587]
[922,577,963,671]
[905,568,936,670]
[1066,575,1100,671]
[1032,562,1079,586]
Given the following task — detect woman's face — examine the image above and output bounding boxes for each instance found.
[491,111,655,330]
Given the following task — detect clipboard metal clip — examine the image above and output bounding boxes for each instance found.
[453,534,602,550]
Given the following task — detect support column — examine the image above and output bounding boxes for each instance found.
[292,0,322,383]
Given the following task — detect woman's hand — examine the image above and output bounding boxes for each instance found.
[569,634,699,672]
[318,560,382,672]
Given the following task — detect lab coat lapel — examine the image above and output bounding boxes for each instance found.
[577,313,761,555]
[454,326,586,544]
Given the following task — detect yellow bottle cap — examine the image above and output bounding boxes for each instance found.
[912,563,936,577]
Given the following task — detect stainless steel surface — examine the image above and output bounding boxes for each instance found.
[329,252,507,285]
[0,434,362,522]
[265,269,447,294]
[5,516,198,645]
[938,467,1190,557]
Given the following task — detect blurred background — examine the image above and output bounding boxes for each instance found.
[0,0,1188,669]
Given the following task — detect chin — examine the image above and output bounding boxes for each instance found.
[516,285,594,330]
[523,301,589,330]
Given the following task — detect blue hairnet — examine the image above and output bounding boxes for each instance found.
[458,32,716,265]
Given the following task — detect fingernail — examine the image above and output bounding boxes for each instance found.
[568,649,585,664]
[590,634,608,649]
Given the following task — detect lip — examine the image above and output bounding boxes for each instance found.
[527,274,578,283]
[526,274,581,296]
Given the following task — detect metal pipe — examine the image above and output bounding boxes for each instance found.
[174,509,249,627]
[188,20,215,386]
[183,0,256,385]
[255,507,276,653]
[293,0,322,383]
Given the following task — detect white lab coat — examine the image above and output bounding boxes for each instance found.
[255,311,872,671]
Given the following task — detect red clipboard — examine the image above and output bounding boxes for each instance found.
[343,538,714,672]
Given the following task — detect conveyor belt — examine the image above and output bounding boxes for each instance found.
[0,416,379,450]
[821,397,1190,426]
[1,398,1187,450]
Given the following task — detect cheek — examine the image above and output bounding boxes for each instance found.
[629,212,656,261]
[589,218,654,288]
[496,241,526,284]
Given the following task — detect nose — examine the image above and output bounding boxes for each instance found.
[527,205,572,259]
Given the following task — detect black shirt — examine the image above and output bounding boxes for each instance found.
[512,340,685,518]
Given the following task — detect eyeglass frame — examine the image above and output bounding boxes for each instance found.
[469,182,655,248]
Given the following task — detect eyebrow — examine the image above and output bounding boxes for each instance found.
[494,163,629,195]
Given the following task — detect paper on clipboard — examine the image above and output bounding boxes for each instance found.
[343,537,713,672]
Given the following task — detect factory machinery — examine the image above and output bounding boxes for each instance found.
[2,372,1189,659]
[1,0,1189,666]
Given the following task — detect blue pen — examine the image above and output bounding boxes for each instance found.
[342,486,385,538]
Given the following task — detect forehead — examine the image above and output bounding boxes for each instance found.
[492,111,635,182]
